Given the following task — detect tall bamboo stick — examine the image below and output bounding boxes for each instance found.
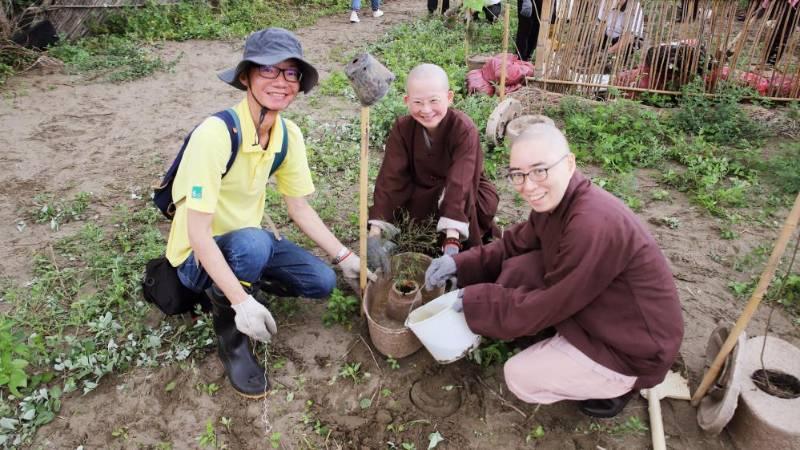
[359,107,370,301]
[499,3,510,100]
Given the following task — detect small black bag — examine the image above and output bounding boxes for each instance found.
[142,257,207,315]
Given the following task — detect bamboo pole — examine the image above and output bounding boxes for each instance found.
[691,191,800,407]
[465,13,471,68]
[359,107,370,304]
[534,0,553,81]
[499,3,510,100]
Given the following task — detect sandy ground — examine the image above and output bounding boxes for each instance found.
[2,0,799,448]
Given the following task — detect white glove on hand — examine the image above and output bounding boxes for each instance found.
[231,295,278,343]
[452,288,464,312]
[425,255,457,290]
[520,0,533,18]
[339,252,377,282]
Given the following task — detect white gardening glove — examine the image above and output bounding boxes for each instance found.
[338,251,377,282]
[520,0,533,18]
[452,288,464,312]
[231,295,278,343]
[425,255,457,290]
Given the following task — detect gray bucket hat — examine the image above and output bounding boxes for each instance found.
[218,27,319,94]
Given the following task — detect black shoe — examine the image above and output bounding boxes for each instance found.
[578,391,633,418]
[207,286,270,398]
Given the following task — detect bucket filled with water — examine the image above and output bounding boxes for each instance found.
[405,290,481,364]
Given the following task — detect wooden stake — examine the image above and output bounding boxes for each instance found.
[499,3,510,100]
[359,106,370,304]
[465,13,471,68]
[691,191,800,407]
[534,0,553,82]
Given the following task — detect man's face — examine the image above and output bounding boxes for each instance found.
[241,60,301,111]
[403,78,453,132]
[508,137,576,213]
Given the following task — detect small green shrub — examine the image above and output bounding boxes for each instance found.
[554,97,672,173]
[671,80,763,147]
[321,288,359,327]
[468,338,512,367]
[0,319,32,397]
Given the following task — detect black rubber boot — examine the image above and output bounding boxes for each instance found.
[206,286,270,398]
[578,391,633,418]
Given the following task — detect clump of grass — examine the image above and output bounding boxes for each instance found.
[48,35,179,82]
[0,202,216,446]
[551,96,672,173]
[671,80,764,148]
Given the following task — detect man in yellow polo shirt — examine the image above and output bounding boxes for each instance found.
[167,28,374,399]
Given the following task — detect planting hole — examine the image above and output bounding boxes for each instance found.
[395,280,418,294]
[751,369,800,399]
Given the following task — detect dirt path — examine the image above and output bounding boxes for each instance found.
[3,1,800,448]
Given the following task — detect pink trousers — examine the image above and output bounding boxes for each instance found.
[503,334,637,404]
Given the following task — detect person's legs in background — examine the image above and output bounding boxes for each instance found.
[767,2,798,65]
[428,0,449,14]
[484,2,502,23]
[351,0,361,22]
[515,0,544,61]
[371,0,384,17]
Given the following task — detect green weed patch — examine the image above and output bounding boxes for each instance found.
[0,204,215,447]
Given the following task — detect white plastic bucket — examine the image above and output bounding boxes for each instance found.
[405,290,481,364]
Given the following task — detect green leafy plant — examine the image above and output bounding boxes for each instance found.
[386,356,400,370]
[111,426,129,440]
[196,382,220,396]
[31,192,91,231]
[338,361,364,384]
[526,425,545,442]
[197,420,217,448]
[0,319,32,397]
[269,431,282,449]
[219,416,233,434]
[468,339,513,367]
[322,288,359,327]
[671,80,763,147]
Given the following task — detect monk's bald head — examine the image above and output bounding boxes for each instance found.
[403,63,454,131]
[406,64,450,92]
[511,123,570,162]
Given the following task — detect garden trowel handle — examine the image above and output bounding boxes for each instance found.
[646,388,666,450]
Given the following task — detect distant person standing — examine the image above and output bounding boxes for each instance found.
[516,0,557,61]
[428,0,450,14]
[763,0,798,65]
[473,0,502,23]
[351,0,384,23]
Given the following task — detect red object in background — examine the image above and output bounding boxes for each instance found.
[467,69,495,95]
[467,53,534,96]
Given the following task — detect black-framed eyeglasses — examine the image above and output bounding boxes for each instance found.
[507,153,569,185]
[256,65,303,83]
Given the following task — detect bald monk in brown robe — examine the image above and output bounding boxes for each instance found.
[425,124,684,418]
[367,64,499,272]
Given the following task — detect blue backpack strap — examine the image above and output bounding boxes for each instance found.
[213,108,242,176]
[269,118,288,177]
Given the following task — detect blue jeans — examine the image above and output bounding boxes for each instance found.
[352,0,380,11]
[176,227,336,299]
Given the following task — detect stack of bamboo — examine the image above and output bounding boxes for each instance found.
[531,0,800,100]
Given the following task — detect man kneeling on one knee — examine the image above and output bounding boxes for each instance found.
[425,124,684,417]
